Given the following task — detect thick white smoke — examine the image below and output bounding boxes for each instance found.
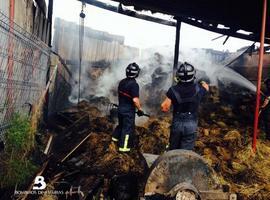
[95,46,256,102]
[68,44,256,109]
[95,46,174,103]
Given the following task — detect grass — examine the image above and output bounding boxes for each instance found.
[1,157,38,187]
[0,113,38,188]
[5,113,34,154]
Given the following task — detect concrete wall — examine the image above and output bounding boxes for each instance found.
[0,0,50,44]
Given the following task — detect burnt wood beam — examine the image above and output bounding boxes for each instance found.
[173,20,181,83]
[77,0,177,27]
[48,0,53,47]
[109,0,270,43]
[110,0,265,36]
[179,17,270,44]
[78,0,270,43]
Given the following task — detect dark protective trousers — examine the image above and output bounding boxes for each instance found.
[112,106,135,152]
[168,113,197,150]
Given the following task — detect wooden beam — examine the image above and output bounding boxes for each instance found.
[179,16,270,44]
[38,12,44,39]
[77,0,176,27]
[107,0,270,43]
[172,20,181,83]
[42,18,48,42]
[44,134,53,155]
[46,21,51,45]
[61,133,92,163]
[110,0,270,41]
[48,0,53,47]
[33,6,40,36]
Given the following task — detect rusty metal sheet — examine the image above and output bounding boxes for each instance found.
[143,153,159,168]
[200,190,237,200]
[145,150,220,196]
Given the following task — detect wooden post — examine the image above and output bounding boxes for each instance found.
[48,0,53,47]
[173,20,181,83]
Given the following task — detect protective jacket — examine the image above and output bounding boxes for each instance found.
[166,82,207,150]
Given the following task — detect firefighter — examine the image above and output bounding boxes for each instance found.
[112,63,144,152]
[161,62,209,150]
[261,78,270,140]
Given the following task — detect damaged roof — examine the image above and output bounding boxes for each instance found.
[107,0,270,43]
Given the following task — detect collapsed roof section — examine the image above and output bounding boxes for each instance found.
[87,0,270,43]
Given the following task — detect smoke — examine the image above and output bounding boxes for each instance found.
[179,48,256,93]
[68,63,95,104]
[97,47,257,97]
[53,19,257,112]
[95,59,135,102]
[95,46,174,103]
[68,45,257,111]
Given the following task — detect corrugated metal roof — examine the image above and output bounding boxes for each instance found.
[99,0,270,43]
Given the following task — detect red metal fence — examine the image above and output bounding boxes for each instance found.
[0,11,50,140]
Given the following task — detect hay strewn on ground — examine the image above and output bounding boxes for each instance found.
[41,85,270,199]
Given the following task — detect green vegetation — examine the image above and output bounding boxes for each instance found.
[0,113,38,188]
[1,158,38,187]
[5,113,34,154]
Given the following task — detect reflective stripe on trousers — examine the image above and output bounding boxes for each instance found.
[119,134,130,152]
[112,106,135,152]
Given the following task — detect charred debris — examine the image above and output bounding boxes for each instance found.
[6,81,269,200]
[1,48,270,200]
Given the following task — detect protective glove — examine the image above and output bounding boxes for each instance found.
[137,110,144,117]
[200,80,206,85]
[200,80,209,91]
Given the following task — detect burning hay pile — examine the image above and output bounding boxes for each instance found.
[38,85,270,200]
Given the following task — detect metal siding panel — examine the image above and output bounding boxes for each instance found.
[0,0,9,16]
